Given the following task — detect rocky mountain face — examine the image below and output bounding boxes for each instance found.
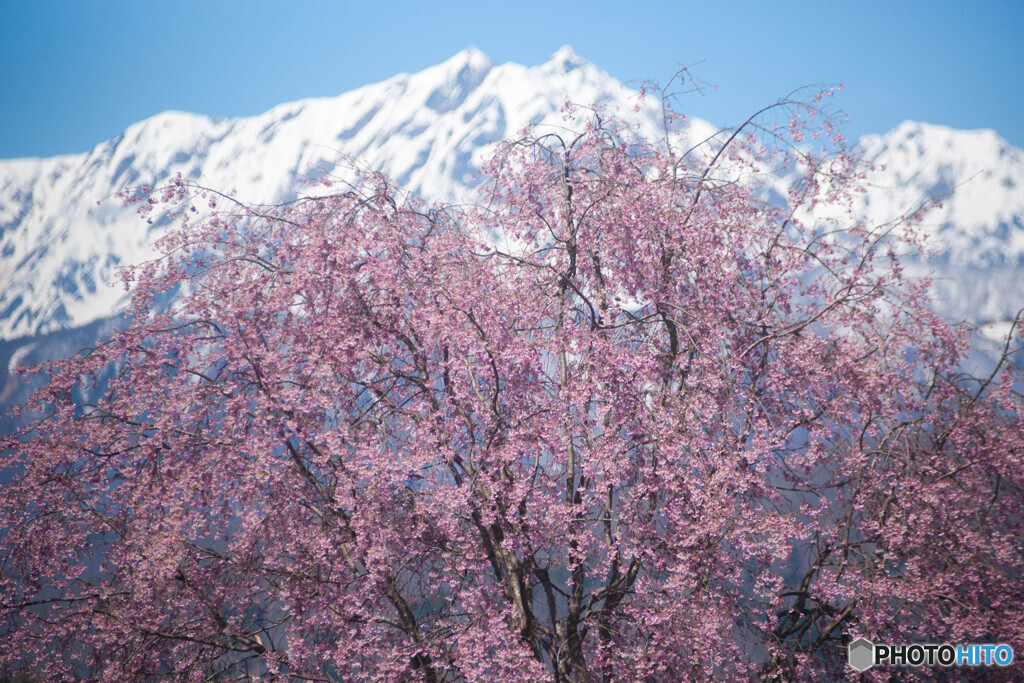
[2,47,1022,416]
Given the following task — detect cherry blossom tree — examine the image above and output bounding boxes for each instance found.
[2,97,1022,681]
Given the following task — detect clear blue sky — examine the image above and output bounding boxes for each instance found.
[2,0,1022,159]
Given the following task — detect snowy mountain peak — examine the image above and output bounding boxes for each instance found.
[861,120,1018,167]
[416,47,495,114]
[547,45,588,71]
[445,46,494,73]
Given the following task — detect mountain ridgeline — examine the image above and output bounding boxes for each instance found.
[2,47,1023,417]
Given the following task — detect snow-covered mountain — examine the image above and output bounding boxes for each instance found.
[855,121,1024,326]
[1,46,1023,409]
[859,121,1024,266]
[0,46,717,343]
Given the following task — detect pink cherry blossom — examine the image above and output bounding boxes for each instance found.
[2,95,1022,681]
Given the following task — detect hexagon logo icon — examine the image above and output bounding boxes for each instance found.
[848,637,875,672]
